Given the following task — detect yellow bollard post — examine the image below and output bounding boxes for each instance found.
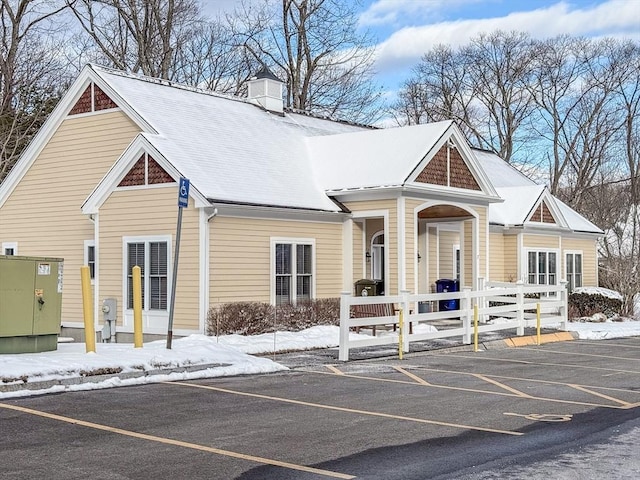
[473,304,479,352]
[80,266,96,353]
[398,308,404,360]
[133,266,143,348]
[536,303,541,346]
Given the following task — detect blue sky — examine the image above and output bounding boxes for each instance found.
[205,0,640,92]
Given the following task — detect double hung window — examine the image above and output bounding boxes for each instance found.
[125,238,169,310]
[527,250,557,286]
[566,252,583,292]
[274,239,314,305]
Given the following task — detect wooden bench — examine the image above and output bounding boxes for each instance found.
[351,303,412,336]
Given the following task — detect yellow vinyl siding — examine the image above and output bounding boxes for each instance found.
[438,231,458,279]
[475,206,487,279]
[504,235,518,282]
[428,227,438,288]
[352,220,364,286]
[344,199,398,294]
[562,237,598,286]
[523,234,560,249]
[0,111,140,324]
[99,186,200,331]
[209,216,343,305]
[463,219,473,287]
[489,232,505,281]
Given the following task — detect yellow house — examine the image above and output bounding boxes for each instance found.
[0,65,602,341]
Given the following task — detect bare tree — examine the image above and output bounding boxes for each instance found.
[229,0,382,123]
[171,20,259,96]
[67,0,200,79]
[0,0,70,182]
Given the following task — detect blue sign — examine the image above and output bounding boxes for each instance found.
[178,178,190,208]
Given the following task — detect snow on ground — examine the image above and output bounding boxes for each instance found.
[0,320,638,399]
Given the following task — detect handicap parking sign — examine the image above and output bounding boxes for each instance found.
[178,178,190,208]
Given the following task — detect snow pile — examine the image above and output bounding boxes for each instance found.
[572,286,623,300]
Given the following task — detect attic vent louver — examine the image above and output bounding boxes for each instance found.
[247,66,284,113]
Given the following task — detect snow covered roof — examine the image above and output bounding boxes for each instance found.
[474,149,602,234]
[92,65,368,212]
[307,121,452,191]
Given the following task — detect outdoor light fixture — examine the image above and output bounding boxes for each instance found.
[417,252,422,262]
[365,251,371,261]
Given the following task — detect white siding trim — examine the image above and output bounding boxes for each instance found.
[397,197,406,292]
[342,218,353,292]
[121,234,172,334]
[269,237,316,305]
[2,242,18,255]
[199,209,209,334]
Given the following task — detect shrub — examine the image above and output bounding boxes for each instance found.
[207,298,340,336]
[568,292,622,319]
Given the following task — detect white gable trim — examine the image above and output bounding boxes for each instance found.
[82,134,209,214]
[0,64,154,209]
[524,189,568,229]
[406,123,500,200]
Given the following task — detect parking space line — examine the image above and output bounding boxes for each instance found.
[518,347,640,362]
[568,384,632,407]
[166,381,523,436]
[431,353,640,375]
[0,402,354,479]
[326,365,345,375]
[471,374,532,398]
[393,366,431,385]
[309,369,631,410]
[575,341,640,350]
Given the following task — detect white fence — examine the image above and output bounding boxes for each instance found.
[338,281,568,361]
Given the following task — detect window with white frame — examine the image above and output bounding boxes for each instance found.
[566,252,583,292]
[84,240,96,280]
[125,237,169,310]
[273,239,314,305]
[526,250,558,286]
[2,242,17,255]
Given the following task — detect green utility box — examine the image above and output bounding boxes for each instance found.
[0,255,64,354]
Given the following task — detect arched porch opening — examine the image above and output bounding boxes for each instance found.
[415,202,479,294]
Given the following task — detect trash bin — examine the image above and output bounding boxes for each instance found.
[435,279,459,311]
[418,301,432,313]
[355,279,383,297]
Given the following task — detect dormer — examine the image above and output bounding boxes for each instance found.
[247,66,284,114]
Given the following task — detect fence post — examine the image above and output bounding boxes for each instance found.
[339,292,351,361]
[559,281,568,330]
[462,287,472,344]
[478,277,486,323]
[516,280,525,336]
[401,290,411,353]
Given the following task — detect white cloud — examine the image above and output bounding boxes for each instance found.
[359,0,481,27]
[373,0,640,73]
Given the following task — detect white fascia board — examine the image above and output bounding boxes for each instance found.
[0,64,154,209]
[330,184,502,206]
[211,202,348,223]
[90,65,156,134]
[405,122,500,199]
[0,67,93,208]
[82,135,209,214]
[524,188,569,229]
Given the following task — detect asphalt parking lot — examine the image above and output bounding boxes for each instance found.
[1,338,639,479]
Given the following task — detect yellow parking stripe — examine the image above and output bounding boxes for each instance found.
[0,402,354,479]
[472,374,532,398]
[310,370,632,410]
[432,353,640,375]
[393,366,431,385]
[519,347,640,362]
[568,384,632,407]
[326,365,345,375]
[166,381,522,436]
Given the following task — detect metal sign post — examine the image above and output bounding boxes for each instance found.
[167,178,189,349]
